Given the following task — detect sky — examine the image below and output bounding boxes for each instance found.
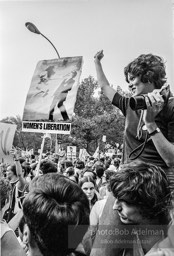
[0,0,174,119]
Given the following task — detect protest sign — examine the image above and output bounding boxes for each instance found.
[67,146,76,160]
[79,148,90,162]
[0,122,17,164]
[22,121,71,134]
[22,56,83,134]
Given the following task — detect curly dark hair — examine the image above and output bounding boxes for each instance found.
[110,162,171,224]
[124,54,167,89]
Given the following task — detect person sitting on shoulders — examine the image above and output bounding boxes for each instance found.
[94,50,174,191]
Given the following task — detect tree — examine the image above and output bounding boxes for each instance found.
[72,76,125,155]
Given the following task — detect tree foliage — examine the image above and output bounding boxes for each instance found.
[72,76,125,154]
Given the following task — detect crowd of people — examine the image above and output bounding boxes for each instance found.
[1,51,174,256]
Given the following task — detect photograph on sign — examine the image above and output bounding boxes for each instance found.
[22,56,83,134]
[67,146,76,159]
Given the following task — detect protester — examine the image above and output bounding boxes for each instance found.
[4,152,27,222]
[94,50,174,190]
[0,177,25,256]
[90,162,172,256]
[74,160,85,178]
[79,176,98,210]
[59,159,73,174]
[83,170,97,181]
[40,159,57,174]
[21,161,32,183]
[23,173,90,256]
[64,166,79,183]
[82,169,115,255]
[98,169,116,199]
[94,165,105,192]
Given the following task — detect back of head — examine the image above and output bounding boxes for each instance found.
[23,173,90,256]
[124,53,166,89]
[95,165,105,178]
[76,160,85,170]
[31,154,35,160]
[110,162,171,223]
[64,160,73,169]
[40,160,57,175]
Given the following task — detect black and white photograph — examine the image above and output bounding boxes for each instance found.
[0,0,174,256]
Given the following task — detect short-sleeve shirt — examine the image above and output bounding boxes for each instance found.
[112,91,174,168]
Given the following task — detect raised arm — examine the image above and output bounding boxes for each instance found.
[10,148,26,191]
[94,50,117,102]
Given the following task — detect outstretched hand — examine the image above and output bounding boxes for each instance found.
[94,50,104,62]
[10,146,21,159]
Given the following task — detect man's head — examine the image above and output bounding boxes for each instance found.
[124,54,166,96]
[110,162,171,225]
[6,164,17,180]
[23,173,90,256]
